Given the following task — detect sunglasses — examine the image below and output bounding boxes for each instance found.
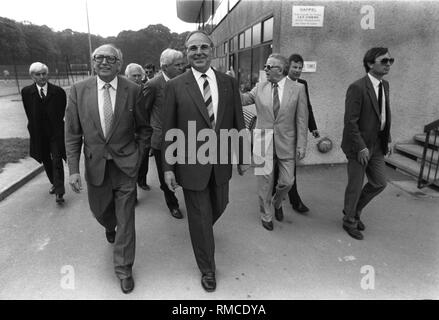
[263,64,281,71]
[94,55,119,64]
[377,58,395,65]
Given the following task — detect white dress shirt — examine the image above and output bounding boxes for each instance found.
[97,76,118,135]
[36,83,48,99]
[368,73,386,131]
[272,76,286,105]
[192,67,219,120]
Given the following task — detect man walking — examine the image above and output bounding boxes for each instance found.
[21,62,66,204]
[65,44,148,293]
[341,47,393,240]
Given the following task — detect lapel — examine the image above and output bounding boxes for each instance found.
[263,82,275,121]
[365,76,381,120]
[185,71,211,127]
[280,78,294,119]
[214,70,227,131]
[45,82,54,101]
[106,75,127,140]
[86,77,105,140]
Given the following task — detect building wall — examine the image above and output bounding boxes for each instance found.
[210,0,439,165]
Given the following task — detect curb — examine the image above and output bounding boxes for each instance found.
[0,165,44,202]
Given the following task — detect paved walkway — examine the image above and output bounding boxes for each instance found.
[0,157,438,300]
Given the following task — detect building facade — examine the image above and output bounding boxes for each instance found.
[177,0,439,165]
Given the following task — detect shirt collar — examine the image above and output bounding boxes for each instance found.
[368,73,381,88]
[192,67,215,81]
[162,71,170,82]
[97,76,118,90]
[36,83,48,91]
[272,76,287,89]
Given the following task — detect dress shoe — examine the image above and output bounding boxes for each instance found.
[357,220,366,231]
[120,276,134,294]
[138,183,151,191]
[343,224,364,240]
[261,220,273,231]
[170,208,183,219]
[49,186,55,194]
[55,194,64,204]
[292,200,309,213]
[201,272,216,292]
[105,229,116,243]
[274,207,284,221]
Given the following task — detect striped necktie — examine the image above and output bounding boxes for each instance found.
[103,83,113,137]
[40,87,46,100]
[201,74,215,129]
[272,82,280,118]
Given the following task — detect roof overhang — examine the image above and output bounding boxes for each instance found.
[176,0,205,23]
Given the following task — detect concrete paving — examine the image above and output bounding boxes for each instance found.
[0,156,438,300]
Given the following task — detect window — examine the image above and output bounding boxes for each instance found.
[229,0,240,11]
[262,17,273,42]
[239,32,245,49]
[252,23,261,45]
[213,0,228,26]
[244,28,252,48]
[229,38,234,52]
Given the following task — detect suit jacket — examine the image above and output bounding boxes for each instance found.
[341,75,391,158]
[21,82,66,163]
[143,73,167,150]
[161,69,246,191]
[297,78,318,132]
[241,77,309,160]
[65,75,149,186]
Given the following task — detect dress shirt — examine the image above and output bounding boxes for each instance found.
[271,76,286,105]
[97,76,118,136]
[368,73,386,131]
[36,83,48,99]
[192,67,219,120]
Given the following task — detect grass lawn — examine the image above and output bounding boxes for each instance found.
[0,138,30,173]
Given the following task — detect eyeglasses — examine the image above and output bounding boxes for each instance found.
[263,64,281,71]
[187,43,211,52]
[94,55,119,64]
[377,58,395,65]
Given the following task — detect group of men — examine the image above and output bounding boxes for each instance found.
[21,28,393,294]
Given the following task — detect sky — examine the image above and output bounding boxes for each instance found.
[1,0,196,37]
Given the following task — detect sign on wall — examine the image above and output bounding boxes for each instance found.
[292,6,325,27]
[302,61,317,73]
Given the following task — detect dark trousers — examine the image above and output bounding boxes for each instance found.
[182,171,229,275]
[87,160,137,279]
[273,162,302,205]
[41,136,64,195]
[153,148,179,210]
[343,139,387,226]
[137,147,150,186]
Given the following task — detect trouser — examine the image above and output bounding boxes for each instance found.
[41,137,65,195]
[273,162,303,206]
[343,139,387,227]
[259,154,295,222]
[153,148,179,210]
[137,147,150,186]
[87,160,137,279]
[183,171,229,275]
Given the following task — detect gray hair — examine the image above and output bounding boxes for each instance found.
[124,63,145,76]
[268,53,289,76]
[160,49,184,68]
[92,44,123,63]
[29,62,49,75]
[184,30,213,47]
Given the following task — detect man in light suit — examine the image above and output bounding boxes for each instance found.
[241,53,308,231]
[65,44,148,293]
[161,30,248,292]
[21,62,67,204]
[341,47,393,240]
[144,48,186,219]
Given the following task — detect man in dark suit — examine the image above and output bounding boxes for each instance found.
[143,49,186,219]
[65,44,148,293]
[341,47,394,240]
[273,53,319,220]
[21,62,66,204]
[161,30,248,292]
[241,54,308,231]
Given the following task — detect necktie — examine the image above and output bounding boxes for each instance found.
[378,82,383,114]
[103,83,113,137]
[40,87,46,100]
[201,74,215,129]
[272,82,280,118]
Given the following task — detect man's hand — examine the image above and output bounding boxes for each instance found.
[164,171,180,192]
[387,143,393,156]
[69,173,82,193]
[357,148,370,166]
[149,149,154,157]
[296,149,306,160]
[312,130,320,138]
[237,164,250,176]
